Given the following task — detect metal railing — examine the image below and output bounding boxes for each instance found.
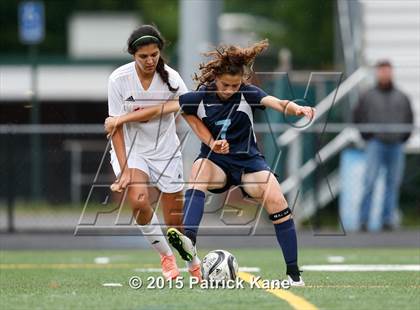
[274,67,370,217]
[277,67,368,146]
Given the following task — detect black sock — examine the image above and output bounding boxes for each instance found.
[273,219,299,275]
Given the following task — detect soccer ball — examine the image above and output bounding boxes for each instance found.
[201,250,238,283]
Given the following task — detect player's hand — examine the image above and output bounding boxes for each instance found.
[210,139,229,154]
[104,116,119,134]
[295,106,315,120]
[110,168,132,193]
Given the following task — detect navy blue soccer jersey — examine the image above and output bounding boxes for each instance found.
[180,83,268,157]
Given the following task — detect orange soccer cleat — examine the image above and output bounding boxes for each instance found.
[160,254,180,280]
[188,264,202,282]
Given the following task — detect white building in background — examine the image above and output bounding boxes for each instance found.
[68,13,140,59]
[0,13,139,102]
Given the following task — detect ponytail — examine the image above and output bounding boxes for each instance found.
[156,57,179,92]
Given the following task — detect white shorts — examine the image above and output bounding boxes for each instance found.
[110,151,184,193]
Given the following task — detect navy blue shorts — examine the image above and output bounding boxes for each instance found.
[195,152,272,194]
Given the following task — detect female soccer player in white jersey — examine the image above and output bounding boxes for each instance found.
[106,25,203,280]
[106,39,314,285]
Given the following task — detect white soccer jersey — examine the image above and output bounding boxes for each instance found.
[108,62,188,160]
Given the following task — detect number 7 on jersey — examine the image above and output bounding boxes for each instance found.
[215,119,231,140]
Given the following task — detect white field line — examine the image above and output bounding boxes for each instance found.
[301,264,420,272]
[102,283,123,287]
[327,256,345,263]
[94,257,111,264]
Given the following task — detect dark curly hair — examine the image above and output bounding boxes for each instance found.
[194,39,269,87]
[127,25,178,92]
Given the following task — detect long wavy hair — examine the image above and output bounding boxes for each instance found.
[193,39,269,88]
[127,25,178,92]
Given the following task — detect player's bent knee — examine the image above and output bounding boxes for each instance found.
[128,193,151,219]
[130,200,150,212]
[127,190,149,205]
[188,174,211,192]
[265,194,288,209]
[131,205,153,225]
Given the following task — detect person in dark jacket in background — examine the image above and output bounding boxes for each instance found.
[354,60,414,231]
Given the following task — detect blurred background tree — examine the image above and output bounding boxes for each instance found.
[0,0,333,68]
[224,0,334,69]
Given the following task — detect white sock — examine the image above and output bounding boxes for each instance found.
[186,255,201,269]
[138,213,172,256]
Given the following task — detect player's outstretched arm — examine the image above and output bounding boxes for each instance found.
[104,100,180,134]
[182,114,229,154]
[261,96,315,119]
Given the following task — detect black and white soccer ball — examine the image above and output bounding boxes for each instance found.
[201,250,238,282]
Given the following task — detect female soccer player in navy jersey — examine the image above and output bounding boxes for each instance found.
[106,39,314,285]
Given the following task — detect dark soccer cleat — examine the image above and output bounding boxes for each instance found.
[167,228,197,262]
[286,265,305,287]
[287,274,305,287]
